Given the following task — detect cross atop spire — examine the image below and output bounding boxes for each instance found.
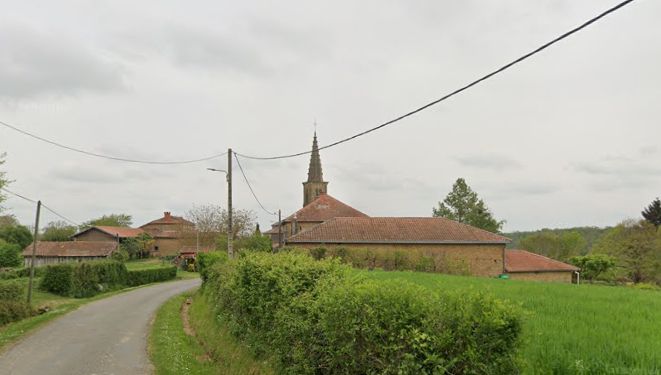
[307,132,323,182]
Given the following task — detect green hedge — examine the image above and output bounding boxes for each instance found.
[40,263,75,296]
[126,266,177,287]
[197,252,228,282]
[0,267,46,280]
[71,261,128,298]
[0,280,33,325]
[204,252,521,374]
[0,280,24,300]
[0,301,33,326]
[41,261,176,296]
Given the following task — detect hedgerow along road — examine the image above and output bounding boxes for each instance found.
[0,278,200,375]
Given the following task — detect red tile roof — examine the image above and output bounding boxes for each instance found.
[72,226,144,240]
[93,226,144,238]
[22,241,118,257]
[287,217,510,244]
[141,211,193,227]
[505,249,579,273]
[284,193,368,223]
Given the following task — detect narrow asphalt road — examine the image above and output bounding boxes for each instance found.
[0,278,201,375]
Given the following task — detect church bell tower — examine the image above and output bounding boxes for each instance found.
[303,132,328,206]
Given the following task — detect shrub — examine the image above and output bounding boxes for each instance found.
[570,254,616,282]
[197,252,228,282]
[309,247,327,260]
[0,301,33,326]
[126,266,177,286]
[0,266,45,280]
[204,252,521,374]
[0,280,24,301]
[0,240,22,268]
[71,261,128,298]
[40,263,75,296]
[111,249,129,262]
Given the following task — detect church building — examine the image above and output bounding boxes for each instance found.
[267,133,579,282]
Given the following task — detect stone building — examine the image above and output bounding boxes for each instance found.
[504,249,579,283]
[287,217,510,277]
[140,212,194,256]
[266,133,367,246]
[72,226,144,242]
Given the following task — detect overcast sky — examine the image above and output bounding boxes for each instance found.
[0,0,659,232]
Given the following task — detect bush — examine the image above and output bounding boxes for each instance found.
[197,252,228,282]
[204,252,521,374]
[41,261,128,297]
[0,266,45,280]
[126,266,177,286]
[71,261,128,298]
[0,280,24,300]
[111,249,129,262]
[0,240,22,268]
[40,263,75,296]
[0,300,33,326]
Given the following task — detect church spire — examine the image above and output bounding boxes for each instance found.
[307,132,323,182]
[302,132,329,206]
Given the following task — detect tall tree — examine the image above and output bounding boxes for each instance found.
[0,225,33,249]
[642,198,661,228]
[80,214,133,230]
[592,219,660,284]
[433,178,504,233]
[41,221,78,242]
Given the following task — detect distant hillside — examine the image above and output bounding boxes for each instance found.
[503,226,611,252]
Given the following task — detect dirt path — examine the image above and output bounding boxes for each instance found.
[0,278,201,375]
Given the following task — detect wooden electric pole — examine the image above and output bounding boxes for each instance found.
[27,200,41,304]
[277,209,282,250]
[227,148,233,258]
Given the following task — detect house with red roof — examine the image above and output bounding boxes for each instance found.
[140,211,194,256]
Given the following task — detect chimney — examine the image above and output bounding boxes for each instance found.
[164,211,171,219]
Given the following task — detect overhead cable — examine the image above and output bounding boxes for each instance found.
[233,153,277,216]
[236,0,636,160]
[1,187,81,226]
[0,120,228,165]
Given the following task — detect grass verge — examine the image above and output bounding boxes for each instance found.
[189,293,274,375]
[149,291,273,375]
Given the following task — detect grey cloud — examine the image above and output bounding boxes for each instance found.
[572,154,661,191]
[488,183,561,200]
[454,154,522,170]
[0,23,125,99]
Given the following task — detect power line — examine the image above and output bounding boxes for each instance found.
[236,0,636,161]
[0,120,228,165]
[1,187,81,226]
[233,153,277,216]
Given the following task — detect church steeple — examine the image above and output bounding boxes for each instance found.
[303,132,329,206]
[307,132,323,182]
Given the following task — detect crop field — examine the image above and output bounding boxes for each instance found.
[363,270,660,374]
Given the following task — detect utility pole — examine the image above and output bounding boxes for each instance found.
[27,200,41,305]
[277,209,282,250]
[227,148,233,258]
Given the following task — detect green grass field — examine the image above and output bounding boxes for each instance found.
[363,270,661,375]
